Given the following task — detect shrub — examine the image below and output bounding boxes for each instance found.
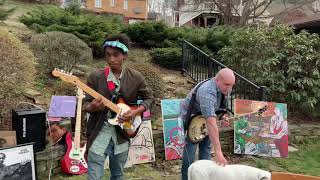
[29,31,92,76]
[20,5,124,57]
[0,28,36,129]
[123,21,171,48]
[125,61,165,99]
[219,24,320,111]
[206,26,235,53]
[125,61,165,117]
[149,48,182,69]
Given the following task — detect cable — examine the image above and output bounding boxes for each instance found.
[16,102,53,180]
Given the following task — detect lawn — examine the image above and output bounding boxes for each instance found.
[250,139,320,177]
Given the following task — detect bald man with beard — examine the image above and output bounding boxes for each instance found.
[180,68,235,180]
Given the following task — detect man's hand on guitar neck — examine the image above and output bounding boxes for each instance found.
[86,98,105,112]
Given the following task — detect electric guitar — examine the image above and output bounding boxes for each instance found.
[188,105,268,143]
[61,88,87,175]
[52,69,141,138]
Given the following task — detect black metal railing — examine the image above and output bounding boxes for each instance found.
[181,40,267,113]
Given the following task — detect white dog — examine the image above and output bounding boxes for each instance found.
[188,160,271,180]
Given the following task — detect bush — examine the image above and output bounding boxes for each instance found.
[125,62,165,117]
[125,62,165,99]
[20,5,124,57]
[29,31,92,76]
[0,28,36,128]
[149,48,182,69]
[219,24,320,111]
[123,21,171,48]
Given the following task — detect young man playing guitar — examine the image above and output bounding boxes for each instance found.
[180,68,235,180]
[84,34,154,180]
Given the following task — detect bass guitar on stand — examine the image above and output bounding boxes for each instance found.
[61,88,87,174]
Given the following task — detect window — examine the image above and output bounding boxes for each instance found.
[95,0,101,8]
[110,0,115,7]
[124,0,128,10]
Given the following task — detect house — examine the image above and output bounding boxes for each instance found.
[173,0,224,27]
[173,0,320,28]
[85,0,148,24]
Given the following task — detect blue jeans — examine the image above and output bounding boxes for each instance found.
[181,135,211,180]
[87,140,128,180]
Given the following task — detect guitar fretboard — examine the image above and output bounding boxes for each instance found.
[75,80,120,113]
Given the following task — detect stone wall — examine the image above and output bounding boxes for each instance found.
[36,145,66,179]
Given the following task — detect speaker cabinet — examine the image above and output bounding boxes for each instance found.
[12,107,46,152]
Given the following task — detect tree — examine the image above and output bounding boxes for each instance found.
[177,0,318,26]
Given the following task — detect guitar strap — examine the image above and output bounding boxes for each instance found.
[184,79,210,131]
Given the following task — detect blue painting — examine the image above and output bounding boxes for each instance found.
[161,99,186,160]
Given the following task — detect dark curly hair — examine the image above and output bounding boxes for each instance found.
[103,34,131,54]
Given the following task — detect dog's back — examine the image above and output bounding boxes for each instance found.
[188,160,271,180]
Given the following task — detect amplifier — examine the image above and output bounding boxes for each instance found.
[12,107,46,152]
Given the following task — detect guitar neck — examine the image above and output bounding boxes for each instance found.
[76,80,120,113]
[74,90,82,149]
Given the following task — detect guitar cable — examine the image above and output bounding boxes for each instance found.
[16,102,53,180]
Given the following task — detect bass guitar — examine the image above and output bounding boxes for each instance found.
[52,69,141,138]
[61,88,87,174]
[188,105,268,143]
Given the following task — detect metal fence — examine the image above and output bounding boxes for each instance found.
[181,40,267,113]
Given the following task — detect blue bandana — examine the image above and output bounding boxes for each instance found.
[103,41,129,53]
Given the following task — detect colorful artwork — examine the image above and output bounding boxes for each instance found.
[161,99,186,160]
[48,96,76,118]
[234,99,288,158]
[105,120,155,169]
[127,120,155,165]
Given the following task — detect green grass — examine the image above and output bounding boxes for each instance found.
[53,163,179,180]
[249,139,320,176]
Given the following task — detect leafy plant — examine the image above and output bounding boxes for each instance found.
[149,47,182,69]
[20,5,123,57]
[219,24,320,110]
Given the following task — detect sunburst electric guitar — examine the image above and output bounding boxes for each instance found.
[61,88,87,174]
[188,105,268,143]
[52,69,141,138]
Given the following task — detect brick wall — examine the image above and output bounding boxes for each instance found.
[86,0,147,21]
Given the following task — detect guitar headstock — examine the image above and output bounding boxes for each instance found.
[76,87,85,99]
[52,68,79,85]
[257,105,268,115]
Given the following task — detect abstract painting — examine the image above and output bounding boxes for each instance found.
[161,99,185,160]
[234,99,288,158]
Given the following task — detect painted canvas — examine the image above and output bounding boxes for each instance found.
[234,99,288,158]
[127,120,155,165]
[105,120,155,169]
[161,99,185,160]
[48,96,76,118]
